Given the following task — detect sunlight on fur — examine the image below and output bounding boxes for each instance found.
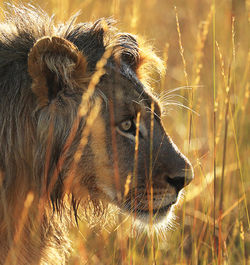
[0,4,194,264]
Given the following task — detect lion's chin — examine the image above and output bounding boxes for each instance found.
[126,205,177,237]
[129,204,174,224]
[99,186,179,229]
[114,198,177,227]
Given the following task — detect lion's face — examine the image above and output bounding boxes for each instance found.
[88,68,193,224]
[27,34,193,225]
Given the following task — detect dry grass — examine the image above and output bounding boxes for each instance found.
[1,0,249,264]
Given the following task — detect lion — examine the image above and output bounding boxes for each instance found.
[0,5,193,265]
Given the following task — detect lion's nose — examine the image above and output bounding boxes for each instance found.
[165,167,194,194]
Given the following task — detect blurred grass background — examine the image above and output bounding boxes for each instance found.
[1,0,249,264]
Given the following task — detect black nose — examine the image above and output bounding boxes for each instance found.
[165,176,185,193]
[165,168,194,194]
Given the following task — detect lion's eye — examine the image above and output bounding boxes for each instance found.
[117,118,139,138]
[120,120,133,132]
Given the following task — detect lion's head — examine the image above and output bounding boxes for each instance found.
[0,6,193,263]
[0,7,193,264]
[27,29,193,226]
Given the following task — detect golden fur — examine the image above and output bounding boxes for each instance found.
[0,5,193,264]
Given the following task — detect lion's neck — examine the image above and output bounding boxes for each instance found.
[0,191,71,265]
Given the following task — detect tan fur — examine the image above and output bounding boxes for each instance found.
[0,6,193,264]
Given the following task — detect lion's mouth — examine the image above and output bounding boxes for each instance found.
[135,202,175,215]
[100,185,179,223]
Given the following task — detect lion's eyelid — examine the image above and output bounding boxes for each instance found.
[116,126,136,141]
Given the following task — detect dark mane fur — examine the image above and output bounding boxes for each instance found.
[0,4,114,196]
[0,6,118,263]
[0,5,164,264]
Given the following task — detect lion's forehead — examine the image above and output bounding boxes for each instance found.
[101,65,162,119]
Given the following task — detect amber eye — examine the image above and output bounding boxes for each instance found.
[118,119,139,137]
[120,120,132,132]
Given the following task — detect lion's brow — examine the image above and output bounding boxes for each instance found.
[120,64,149,100]
[119,64,163,118]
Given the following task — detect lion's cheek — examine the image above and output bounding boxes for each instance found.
[89,115,117,201]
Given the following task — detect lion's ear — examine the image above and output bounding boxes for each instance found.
[114,34,165,82]
[114,33,140,71]
[28,36,87,107]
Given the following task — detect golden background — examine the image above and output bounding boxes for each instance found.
[1,0,249,264]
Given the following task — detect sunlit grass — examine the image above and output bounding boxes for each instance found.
[1,0,249,264]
